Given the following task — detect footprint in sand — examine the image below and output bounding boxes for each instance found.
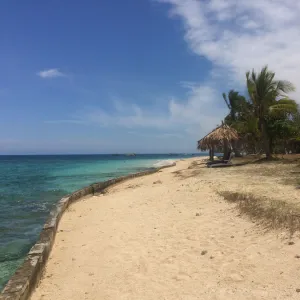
[172,272,192,281]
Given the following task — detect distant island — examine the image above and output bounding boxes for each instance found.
[125,153,136,157]
[111,153,136,157]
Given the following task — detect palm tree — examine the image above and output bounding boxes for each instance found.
[222,90,247,123]
[246,66,295,159]
[268,100,300,153]
[222,90,249,156]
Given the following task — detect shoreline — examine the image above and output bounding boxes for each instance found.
[0,161,178,300]
[30,157,300,299]
[3,156,300,299]
[0,155,202,287]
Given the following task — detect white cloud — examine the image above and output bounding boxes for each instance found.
[46,82,225,139]
[127,131,184,139]
[30,1,300,153]
[37,68,66,78]
[157,0,300,101]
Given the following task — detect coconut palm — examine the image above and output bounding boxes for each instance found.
[246,66,296,159]
[268,101,300,153]
[222,90,251,156]
[222,90,248,123]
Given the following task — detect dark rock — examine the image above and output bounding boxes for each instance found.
[196,213,200,216]
[288,241,295,245]
[201,250,207,255]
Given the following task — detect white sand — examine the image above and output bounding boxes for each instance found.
[31,158,300,300]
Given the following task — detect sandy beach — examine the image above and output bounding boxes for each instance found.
[31,157,300,300]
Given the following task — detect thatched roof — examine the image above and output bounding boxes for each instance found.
[197,124,239,151]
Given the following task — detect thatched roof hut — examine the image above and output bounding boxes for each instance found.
[197,124,239,151]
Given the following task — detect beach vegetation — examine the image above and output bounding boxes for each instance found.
[218,191,300,236]
[220,66,300,159]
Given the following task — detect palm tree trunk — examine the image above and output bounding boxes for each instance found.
[261,120,272,159]
[232,140,242,157]
[209,147,215,161]
[223,140,229,160]
[269,137,273,155]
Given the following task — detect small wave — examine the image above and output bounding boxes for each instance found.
[153,159,176,168]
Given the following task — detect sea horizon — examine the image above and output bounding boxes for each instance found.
[0,152,205,156]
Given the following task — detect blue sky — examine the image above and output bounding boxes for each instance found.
[1,0,299,154]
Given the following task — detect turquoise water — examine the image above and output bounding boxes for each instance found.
[0,154,203,290]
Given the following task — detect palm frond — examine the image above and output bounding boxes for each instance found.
[276,80,295,94]
[222,92,230,109]
[269,104,298,115]
[269,98,298,116]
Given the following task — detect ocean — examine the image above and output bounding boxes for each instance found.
[0,154,204,290]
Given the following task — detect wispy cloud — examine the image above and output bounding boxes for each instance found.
[46,82,225,138]
[37,68,66,78]
[157,0,300,101]
[127,131,184,139]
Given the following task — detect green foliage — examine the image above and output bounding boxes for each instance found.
[221,66,300,156]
